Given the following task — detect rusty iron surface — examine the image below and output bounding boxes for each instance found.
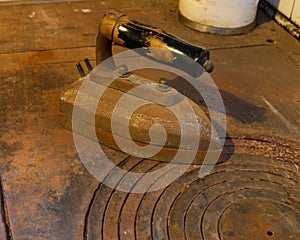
[0,0,299,239]
[60,78,216,164]
[85,154,300,240]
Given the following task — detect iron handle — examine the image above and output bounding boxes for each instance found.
[96,12,214,74]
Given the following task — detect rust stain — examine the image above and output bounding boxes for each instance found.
[0,90,84,217]
[19,51,55,67]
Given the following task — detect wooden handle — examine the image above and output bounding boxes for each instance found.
[96,12,214,73]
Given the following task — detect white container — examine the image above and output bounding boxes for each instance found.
[179,0,260,34]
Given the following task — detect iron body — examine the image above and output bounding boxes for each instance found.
[60,12,222,164]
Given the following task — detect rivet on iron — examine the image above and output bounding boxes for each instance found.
[157,78,171,92]
[116,64,131,77]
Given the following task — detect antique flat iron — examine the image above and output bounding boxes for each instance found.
[60,12,224,164]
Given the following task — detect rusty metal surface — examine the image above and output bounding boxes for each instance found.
[1,0,299,64]
[211,46,300,141]
[0,0,299,239]
[0,179,10,239]
[85,154,300,239]
[60,77,216,164]
[0,60,99,239]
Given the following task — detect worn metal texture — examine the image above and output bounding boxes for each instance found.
[60,79,215,164]
[0,0,299,239]
[85,154,300,240]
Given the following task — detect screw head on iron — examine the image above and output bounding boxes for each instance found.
[157,78,171,92]
[116,64,131,77]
